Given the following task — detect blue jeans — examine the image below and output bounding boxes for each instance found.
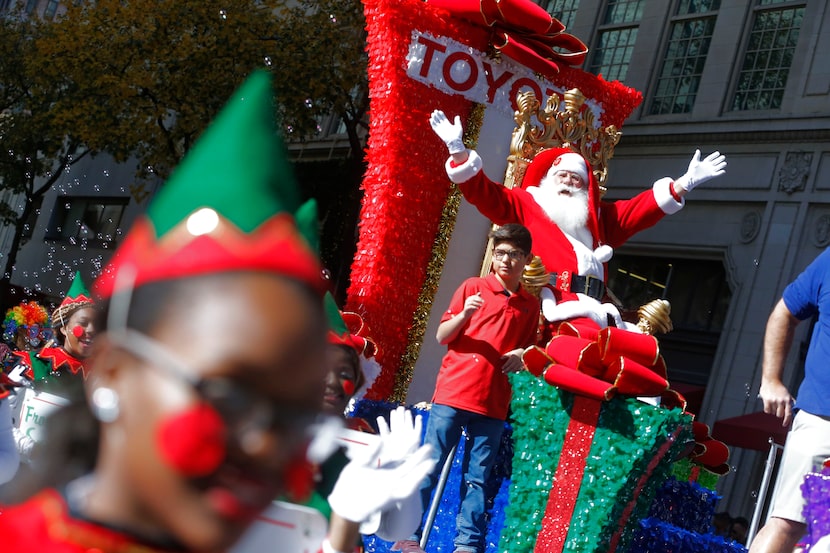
[417,403,504,552]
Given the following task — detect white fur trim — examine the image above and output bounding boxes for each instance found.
[345,356,382,417]
[653,176,684,215]
[550,152,589,184]
[540,288,608,328]
[562,233,605,280]
[593,244,613,263]
[444,150,483,184]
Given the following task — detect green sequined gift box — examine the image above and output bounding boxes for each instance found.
[499,371,693,553]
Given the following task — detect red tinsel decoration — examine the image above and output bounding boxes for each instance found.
[349,0,642,400]
[347,0,476,400]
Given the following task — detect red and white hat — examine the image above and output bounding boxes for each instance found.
[548,152,588,183]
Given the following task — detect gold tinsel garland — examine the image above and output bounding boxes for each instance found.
[390,103,486,403]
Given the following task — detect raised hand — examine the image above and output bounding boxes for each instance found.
[376,406,423,464]
[429,110,465,154]
[675,149,727,192]
[328,420,435,524]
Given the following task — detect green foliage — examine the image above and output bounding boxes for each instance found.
[267,0,368,148]
[0,1,368,288]
[33,0,368,178]
[0,13,83,215]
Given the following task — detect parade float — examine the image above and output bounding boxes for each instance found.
[800,460,830,553]
[345,0,743,551]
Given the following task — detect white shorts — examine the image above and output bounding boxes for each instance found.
[767,410,830,523]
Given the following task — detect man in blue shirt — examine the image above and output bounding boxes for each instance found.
[750,248,830,553]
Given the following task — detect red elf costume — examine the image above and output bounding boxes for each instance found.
[0,71,326,552]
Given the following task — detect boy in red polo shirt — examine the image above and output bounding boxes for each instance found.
[396,223,539,553]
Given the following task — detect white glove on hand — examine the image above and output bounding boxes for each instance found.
[328,424,434,524]
[429,110,465,155]
[360,407,427,538]
[376,406,423,462]
[674,149,726,192]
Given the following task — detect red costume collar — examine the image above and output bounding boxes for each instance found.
[483,272,532,298]
[37,347,87,378]
[14,346,88,381]
[24,489,185,553]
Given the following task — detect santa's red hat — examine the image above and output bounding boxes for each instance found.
[521,147,602,245]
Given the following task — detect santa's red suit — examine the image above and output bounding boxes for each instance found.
[444,147,684,336]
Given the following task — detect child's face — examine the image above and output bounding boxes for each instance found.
[92,273,326,551]
[491,241,532,281]
[61,306,96,358]
[322,345,361,416]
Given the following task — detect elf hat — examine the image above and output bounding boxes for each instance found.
[53,271,94,329]
[521,147,601,244]
[94,71,326,299]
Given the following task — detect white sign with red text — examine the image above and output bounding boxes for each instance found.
[405,30,602,122]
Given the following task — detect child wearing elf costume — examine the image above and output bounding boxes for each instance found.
[0,72,434,553]
[305,297,425,546]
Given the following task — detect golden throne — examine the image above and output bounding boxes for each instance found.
[481,88,672,335]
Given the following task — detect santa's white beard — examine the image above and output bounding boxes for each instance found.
[528,178,593,247]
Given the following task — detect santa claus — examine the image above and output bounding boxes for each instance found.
[429,110,726,334]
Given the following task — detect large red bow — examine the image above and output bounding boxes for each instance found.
[523,327,674,402]
[689,421,730,475]
[426,0,588,77]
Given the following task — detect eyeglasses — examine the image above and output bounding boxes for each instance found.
[493,249,526,261]
[108,328,321,451]
[554,171,585,185]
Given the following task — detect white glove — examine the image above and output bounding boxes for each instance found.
[13,426,34,459]
[812,536,830,553]
[429,110,465,155]
[328,424,435,524]
[369,492,423,541]
[359,407,427,537]
[674,149,726,192]
[376,406,422,461]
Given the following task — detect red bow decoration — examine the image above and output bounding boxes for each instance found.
[521,326,686,553]
[426,0,588,77]
[523,327,677,402]
[688,421,730,475]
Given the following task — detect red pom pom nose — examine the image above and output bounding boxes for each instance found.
[72,325,84,338]
[342,380,355,396]
[156,403,227,477]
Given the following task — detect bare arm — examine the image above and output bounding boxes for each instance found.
[759,298,800,426]
[436,293,482,345]
[324,514,361,553]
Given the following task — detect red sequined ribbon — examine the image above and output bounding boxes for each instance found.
[425,0,588,77]
[535,395,601,552]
